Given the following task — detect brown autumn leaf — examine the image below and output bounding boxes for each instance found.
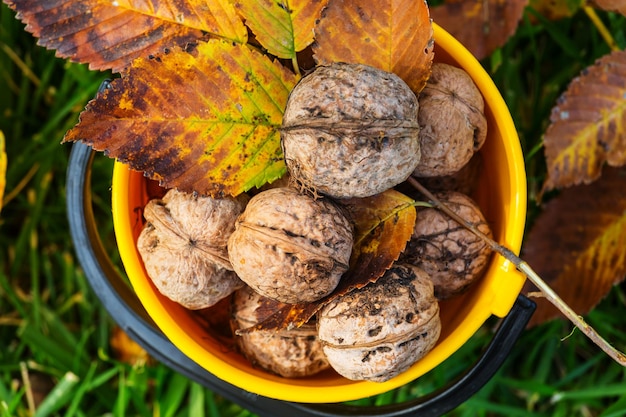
[239,189,417,332]
[529,0,585,20]
[3,0,247,73]
[234,0,329,61]
[592,0,626,15]
[313,0,434,93]
[522,166,626,327]
[541,50,626,196]
[429,0,527,60]
[63,39,299,197]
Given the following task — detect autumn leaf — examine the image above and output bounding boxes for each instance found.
[234,0,328,61]
[3,0,247,73]
[592,0,626,15]
[63,39,299,197]
[541,50,626,196]
[240,190,417,332]
[523,166,626,327]
[529,0,585,20]
[110,326,151,365]
[313,0,433,93]
[429,0,527,60]
[0,131,5,214]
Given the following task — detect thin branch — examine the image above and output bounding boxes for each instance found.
[408,176,626,367]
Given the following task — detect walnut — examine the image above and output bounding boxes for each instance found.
[227,187,353,304]
[317,264,441,382]
[281,62,421,198]
[413,63,487,177]
[412,152,483,196]
[231,285,330,378]
[137,189,248,310]
[400,190,492,299]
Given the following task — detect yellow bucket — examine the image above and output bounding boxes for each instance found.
[112,23,527,403]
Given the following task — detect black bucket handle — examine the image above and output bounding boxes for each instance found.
[66,132,535,417]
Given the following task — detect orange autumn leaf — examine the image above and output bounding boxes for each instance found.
[541,50,626,195]
[3,0,247,73]
[241,189,417,332]
[235,0,328,60]
[63,39,299,197]
[110,326,151,365]
[313,0,434,93]
[523,166,626,327]
[429,0,527,60]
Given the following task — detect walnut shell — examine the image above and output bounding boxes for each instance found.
[281,62,421,198]
[227,187,353,304]
[400,191,492,299]
[317,264,441,382]
[137,189,248,309]
[413,63,487,177]
[231,286,330,378]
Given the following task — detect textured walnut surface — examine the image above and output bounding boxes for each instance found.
[413,63,487,177]
[281,62,421,198]
[401,190,492,299]
[231,285,329,378]
[317,264,441,382]
[228,187,353,304]
[137,189,247,309]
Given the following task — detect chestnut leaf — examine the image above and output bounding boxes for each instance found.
[313,0,434,94]
[3,0,247,73]
[234,0,328,60]
[63,39,299,198]
[239,189,417,333]
[429,0,526,60]
[541,50,626,195]
[523,166,626,326]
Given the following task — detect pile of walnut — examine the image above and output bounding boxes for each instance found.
[137,62,492,382]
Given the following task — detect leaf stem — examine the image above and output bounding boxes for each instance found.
[583,6,620,52]
[408,176,626,368]
[292,56,301,78]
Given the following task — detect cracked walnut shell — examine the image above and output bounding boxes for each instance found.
[137,189,248,310]
[317,264,441,382]
[227,187,353,304]
[281,62,421,198]
[231,285,329,378]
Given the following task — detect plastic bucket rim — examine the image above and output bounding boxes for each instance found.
[111,22,527,403]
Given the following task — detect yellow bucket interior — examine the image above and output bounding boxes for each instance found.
[111,23,527,404]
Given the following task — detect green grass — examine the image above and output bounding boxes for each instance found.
[1,3,626,416]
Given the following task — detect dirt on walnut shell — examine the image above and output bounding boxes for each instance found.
[137,189,248,310]
[400,190,493,300]
[317,263,441,382]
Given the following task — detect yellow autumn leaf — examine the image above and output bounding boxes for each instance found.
[63,39,299,197]
[541,50,626,195]
[235,0,328,61]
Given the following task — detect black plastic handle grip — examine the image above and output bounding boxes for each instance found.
[66,140,535,417]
